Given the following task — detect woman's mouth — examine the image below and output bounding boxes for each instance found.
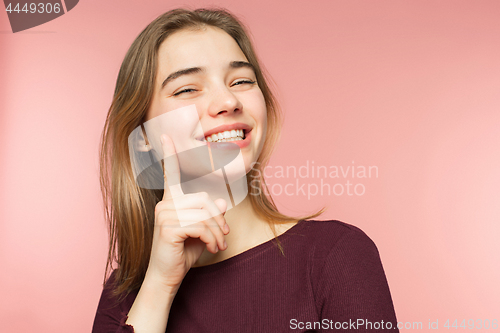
[197,129,251,149]
[204,129,245,142]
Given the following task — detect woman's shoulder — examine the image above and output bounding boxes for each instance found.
[288,219,379,259]
[297,220,398,323]
[291,219,374,243]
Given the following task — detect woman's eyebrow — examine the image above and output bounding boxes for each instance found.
[161,67,204,89]
[230,61,255,72]
[161,61,255,90]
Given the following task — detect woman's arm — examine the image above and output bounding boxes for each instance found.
[124,272,178,332]
[92,270,178,333]
[93,135,230,332]
[91,270,136,333]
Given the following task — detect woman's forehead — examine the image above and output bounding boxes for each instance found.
[157,27,248,72]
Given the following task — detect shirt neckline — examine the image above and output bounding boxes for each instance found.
[187,219,307,274]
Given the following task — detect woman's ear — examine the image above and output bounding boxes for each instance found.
[129,123,153,152]
[135,137,153,152]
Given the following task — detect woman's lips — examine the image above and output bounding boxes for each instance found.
[225,129,251,149]
[197,129,252,149]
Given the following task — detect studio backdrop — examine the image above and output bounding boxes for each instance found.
[1,0,499,332]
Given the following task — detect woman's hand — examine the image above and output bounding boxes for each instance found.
[144,134,230,292]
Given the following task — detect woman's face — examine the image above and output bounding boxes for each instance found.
[145,26,267,175]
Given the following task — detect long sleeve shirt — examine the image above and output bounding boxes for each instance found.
[92,219,399,332]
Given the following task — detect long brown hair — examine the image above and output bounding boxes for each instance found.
[99,7,326,299]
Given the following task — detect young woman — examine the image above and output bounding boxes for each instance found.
[92,8,398,333]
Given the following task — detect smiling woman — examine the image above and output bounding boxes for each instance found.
[91,7,398,333]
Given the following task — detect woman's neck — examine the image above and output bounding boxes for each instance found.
[192,195,295,267]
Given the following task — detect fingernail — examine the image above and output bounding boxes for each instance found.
[223,241,227,249]
[224,224,230,233]
[215,245,219,253]
[161,135,164,144]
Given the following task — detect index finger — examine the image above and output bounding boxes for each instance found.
[161,134,184,201]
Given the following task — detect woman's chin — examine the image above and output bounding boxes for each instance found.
[174,139,257,189]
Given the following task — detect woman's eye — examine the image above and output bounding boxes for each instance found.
[173,88,197,96]
[233,80,256,86]
[173,80,255,96]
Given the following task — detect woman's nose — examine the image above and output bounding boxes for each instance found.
[206,85,243,117]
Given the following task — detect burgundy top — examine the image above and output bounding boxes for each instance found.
[92,219,399,332]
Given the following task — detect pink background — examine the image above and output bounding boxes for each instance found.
[1,0,499,331]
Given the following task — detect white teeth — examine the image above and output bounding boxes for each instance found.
[204,129,246,143]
